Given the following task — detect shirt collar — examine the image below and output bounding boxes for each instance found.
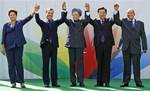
[9,20,18,27]
[47,19,53,23]
[127,18,136,22]
[96,18,106,21]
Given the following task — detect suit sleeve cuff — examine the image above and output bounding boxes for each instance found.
[85,11,90,16]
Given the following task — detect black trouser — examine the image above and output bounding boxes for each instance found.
[95,44,112,85]
[41,42,58,85]
[6,46,24,84]
[68,48,84,84]
[122,49,142,85]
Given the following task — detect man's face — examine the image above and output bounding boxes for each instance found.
[46,9,54,20]
[72,11,80,21]
[98,9,107,19]
[9,12,17,21]
[127,10,135,20]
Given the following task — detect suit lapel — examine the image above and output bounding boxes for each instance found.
[125,19,140,32]
[134,20,139,31]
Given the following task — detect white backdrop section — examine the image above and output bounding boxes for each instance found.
[0,0,150,79]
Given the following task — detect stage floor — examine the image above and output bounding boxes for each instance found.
[0,79,150,91]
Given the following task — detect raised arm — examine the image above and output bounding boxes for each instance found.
[113,4,122,26]
[80,3,92,27]
[35,13,45,27]
[55,1,68,27]
[84,3,95,26]
[34,4,45,27]
[61,2,70,26]
[21,7,35,25]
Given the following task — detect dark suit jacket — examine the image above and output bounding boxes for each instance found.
[86,14,115,47]
[64,12,90,48]
[114,11,147,54]
[35,12,67,48]
[1,15,33,50]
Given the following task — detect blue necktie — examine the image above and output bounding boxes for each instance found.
[132,21,135,28]
[129,20,135,28]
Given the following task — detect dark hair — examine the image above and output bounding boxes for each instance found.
[97,7,107,13]
[8,9,17,16]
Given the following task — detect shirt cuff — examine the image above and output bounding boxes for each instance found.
[62,10,67,12]
[86,12,90,16]
[113,11,118,15]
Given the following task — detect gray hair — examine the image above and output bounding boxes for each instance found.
[127,8,135,13]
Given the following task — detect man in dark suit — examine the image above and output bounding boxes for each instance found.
[1,8,35,88]
[85,3,119,87]
[34,3,67,87]
[114,4,148,87]
[63,2,90,87]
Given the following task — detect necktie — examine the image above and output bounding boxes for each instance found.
[101,20,105,25]
[129,20,135,28]
[101,35,105,43]
[132,20,135,27]
[47,20,53,43]
[100,20,105,43]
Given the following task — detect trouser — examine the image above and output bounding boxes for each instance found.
[95,44,112,84]
[41,42,58,85]
[122,49,142,85]
[68,48,84,84]
[6,46,24,84]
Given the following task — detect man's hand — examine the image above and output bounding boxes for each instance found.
[85,3,90,12]
[114,3,119,11]
[62,1,67,10]
[143,50,147,53]
[31,3,40,16]
[34,3,40,13]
